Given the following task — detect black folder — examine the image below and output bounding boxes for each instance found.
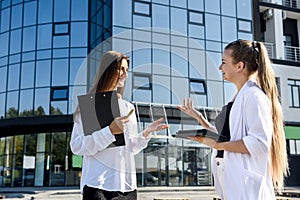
[77,91,125,148]
[173,129,228,142]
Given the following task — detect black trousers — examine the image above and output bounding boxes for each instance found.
[82,185,137,200]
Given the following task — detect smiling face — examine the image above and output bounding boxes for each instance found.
[219,49,240,83]
[116,58,129,88]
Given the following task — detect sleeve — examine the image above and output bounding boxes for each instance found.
[70,114,116,156]
[242,89,273,157]
[126,104,151,155]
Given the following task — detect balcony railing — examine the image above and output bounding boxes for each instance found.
[284,45,300,62]
[282,0,300,9]
[264,42,275,59]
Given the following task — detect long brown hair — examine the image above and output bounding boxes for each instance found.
[74,51,129,121]
[225,40,289,190]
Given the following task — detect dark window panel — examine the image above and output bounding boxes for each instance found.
[188,11,204,25]
[189,79,206,95]
[133,73,152,90]
[51,86,68,101]
[133,1,151,17]
[53,22,70,36]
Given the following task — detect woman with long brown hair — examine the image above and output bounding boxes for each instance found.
[178,40,289,199]
[71,51,169,200]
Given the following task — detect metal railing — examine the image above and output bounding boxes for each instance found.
[264,42,275,59]
[282,0,300,9]
[284,45,300,62]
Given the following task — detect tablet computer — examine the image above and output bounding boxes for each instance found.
[173,129,229,142]
[77,91,125,148]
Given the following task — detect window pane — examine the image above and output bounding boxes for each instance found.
[0,67,7,92]
[222,17,237,43]
[153,75,170,104]
[205,0,220,14]
[70,58,86,86]
[132,42,151,73]
[37,50,51,60]
[221,0,236,17]
[8,64,20,91]
[189,11,203,25]
[188,0,203,11]
[170,0,186,8]
[51,101,67,115]
[6,91,19,118]
[172,77,188,105]
[292,86,299,107]
[134,75,151,89]
[132,89,151,102]
[23,26,37,52]
[296,140,300,154]
[53,36,70,48]
[0,93,5,120]
[134,1,150,16]
[11,4,22,29]
[205,14,221,41]
[24,1,37,26]
[52,59,69,86]
[35,88,50,115]
[52,87,68,100]
[21,62,35,89]
[38,0,53,24]
[71,0,88,20]
[0,33,9,57]
[171,47,188,77]
[71,22,87,47]
[10,29,22,54]
[53,48,69,58]
[133,15,151,28]
[190,81,206,94]
[153,46,170,75]
[289,140,296,154]
[54,0,70,22]
[238,20,252,32]
[171,8,187,35]
[189,49,205,79]
[237,0,252,20]
[37,24,52,50]
[36,60,51,87]
[112,0,132,27]
[54,23,69,35]
[1,8,10,32]
[19,89,34,117]
[152,4,169,29]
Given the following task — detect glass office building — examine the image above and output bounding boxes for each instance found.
[0,0,299,187]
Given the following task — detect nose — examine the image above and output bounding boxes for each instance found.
[121,69,128,78]
[218,64,222,70]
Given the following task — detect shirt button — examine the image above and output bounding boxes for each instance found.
[216,161,220,166]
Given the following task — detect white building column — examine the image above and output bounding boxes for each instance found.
[35,133,46,186]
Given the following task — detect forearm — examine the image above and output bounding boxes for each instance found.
[215,139,250,154]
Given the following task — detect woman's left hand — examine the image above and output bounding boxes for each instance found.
[189,136,218,149]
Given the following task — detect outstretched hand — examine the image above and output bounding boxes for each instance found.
[177,98,201,120]
[143,118,170,138]
[188,136,218,149]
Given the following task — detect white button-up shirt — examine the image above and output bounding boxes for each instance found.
[211,79,276,200]
[70,98,150,193]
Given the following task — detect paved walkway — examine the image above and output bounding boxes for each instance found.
[0,186,299,200]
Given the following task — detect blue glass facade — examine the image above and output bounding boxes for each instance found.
[0,0,256,187]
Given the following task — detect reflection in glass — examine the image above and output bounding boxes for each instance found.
[6,91,19,118]
[205,14,221,41]
[0,67,7,92]
[21,62,34,89]
[1,8,10,33]
[50,132,66,186]
[71,22,88,47]
[52,59,69,86]
[11,4,22,29]
[8,64,20,91]
[51,101,67,115]
[23,134,36,186]
[24,1,37,26]
[37,24,52,50]
[152,4,169,29]
[205,0,220,14]
[38,0,53,24]
[152,76,170,104]
[221,0,236,17]
[19,89,34,117]
[237,0,252,20]
[171,47,188,77]
[54,0,70,22]
[35,88,50,116]
[36,60,51,87]
[171,8,187,35]
[0,33,9,57]
[10,29,22,54]
[222,17,237,43]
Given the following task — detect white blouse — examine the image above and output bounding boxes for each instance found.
[70,98,150,193]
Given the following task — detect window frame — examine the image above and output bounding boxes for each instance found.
[189,79,206,95]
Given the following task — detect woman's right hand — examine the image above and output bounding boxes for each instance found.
[109,116,129,134]
[177,98,202,120]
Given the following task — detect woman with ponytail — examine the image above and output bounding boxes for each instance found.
[178,40,289,199]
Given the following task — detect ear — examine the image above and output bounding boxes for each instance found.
[236,61,245,72]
